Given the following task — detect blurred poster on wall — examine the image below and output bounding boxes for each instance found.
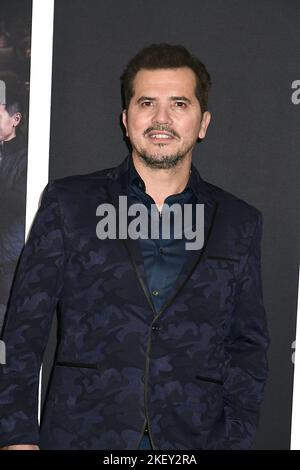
[0,0,32,331]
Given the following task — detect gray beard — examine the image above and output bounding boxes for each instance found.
[137,149,187,170]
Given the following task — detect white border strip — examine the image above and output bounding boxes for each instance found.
[26,0,54,236]
[291,265,300,449]
[26,0,55,424]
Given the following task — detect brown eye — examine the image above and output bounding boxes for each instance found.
[175,101,186,108]
[141,101,153,107]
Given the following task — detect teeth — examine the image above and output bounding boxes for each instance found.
[150,134,172,139]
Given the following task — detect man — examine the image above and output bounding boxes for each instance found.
[0,89,27,332]
[0,44,269,450]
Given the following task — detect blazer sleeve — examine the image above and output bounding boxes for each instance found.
[210,211,270,449]
[0,181,65,448]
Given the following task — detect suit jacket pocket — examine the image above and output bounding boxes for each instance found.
[56,361,101,371]
[204,255,240,277]
[195,374,223,386]
[206,255,239,263]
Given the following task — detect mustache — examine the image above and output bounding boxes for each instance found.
[143,126,180,139]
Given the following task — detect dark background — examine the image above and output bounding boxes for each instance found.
[45,0,300,449]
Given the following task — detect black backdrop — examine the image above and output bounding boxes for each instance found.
[44,0,300,449]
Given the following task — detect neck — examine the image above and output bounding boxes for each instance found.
[1,131,16,143]
[132,152,192,207]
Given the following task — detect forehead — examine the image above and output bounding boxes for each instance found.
[132,67,197,98]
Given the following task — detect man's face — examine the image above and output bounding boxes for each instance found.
[122,67,211,169]
[0,105,20,142]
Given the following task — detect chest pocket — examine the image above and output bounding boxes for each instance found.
[204,255,240,274]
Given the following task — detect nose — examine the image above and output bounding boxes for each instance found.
[152,103,173,126]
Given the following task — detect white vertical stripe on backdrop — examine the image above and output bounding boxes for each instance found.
[291,266,300,449]
[26,0,55,425]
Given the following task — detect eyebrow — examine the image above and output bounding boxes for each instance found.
[170,96,192,104]
[136,96,192,104]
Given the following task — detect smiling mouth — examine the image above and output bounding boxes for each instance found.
[147,131,176,141]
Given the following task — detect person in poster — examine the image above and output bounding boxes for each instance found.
[0,0,31,332]
[0,85,27,332]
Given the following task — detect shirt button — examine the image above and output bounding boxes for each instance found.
[152,289,159,296]
[158,247,163,254]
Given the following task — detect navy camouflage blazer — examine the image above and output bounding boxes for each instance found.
[0,155,270,450]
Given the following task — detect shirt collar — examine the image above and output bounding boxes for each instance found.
[0,132,26,158]
[128,154,198,200]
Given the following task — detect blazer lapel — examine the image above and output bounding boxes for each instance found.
[107,156,157,315]
[106,155,218,317]
[157,193,218,316]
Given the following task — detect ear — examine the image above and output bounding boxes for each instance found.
[122,109,128,137]
[13,112,22,128]
[198,111,211,139]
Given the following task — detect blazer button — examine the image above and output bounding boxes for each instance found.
[152,323,160,331]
